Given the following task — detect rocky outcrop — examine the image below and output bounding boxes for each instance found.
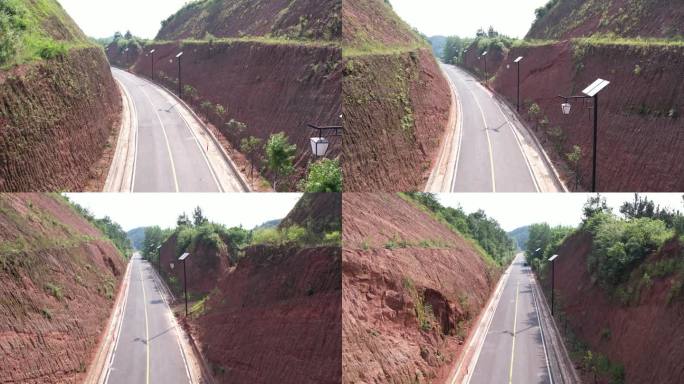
[0,194,125,383]
[0,47,122,191]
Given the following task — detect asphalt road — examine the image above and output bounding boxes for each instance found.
[443,65,539,192]
[112,68,223,192]
[105,254,191,384]
[468,254,552,384]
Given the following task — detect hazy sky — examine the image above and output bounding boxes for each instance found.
[59,0,190,39]
[64,193,302,231]
[439,194,684,232]
[389,0,549,38]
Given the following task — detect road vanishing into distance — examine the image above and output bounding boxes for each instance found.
[468,254,552,384]
[442,65,540,193]
[111,68,246,193]
[105,254,191,384]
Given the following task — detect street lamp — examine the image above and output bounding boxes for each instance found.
[308,124,342,159]
[124,48,129,65]
[156,244,162,271]
[462,49,468,64]
[514,56,524,112]
[558,78,610,192]
[179,252,190,316]
[176,52,184,99]
[548,254,559,316]
[481,51,488,85]
[149,49,156,81]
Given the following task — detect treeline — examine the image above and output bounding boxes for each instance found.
[527,194,684,291]
[60,196,133,257]
[402,193,516,266]
[439,27,513,65]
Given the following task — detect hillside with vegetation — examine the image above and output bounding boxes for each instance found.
[0,0,121,192]
[342,193,510,382]
[526,194,684,383]
[0,193,126,383]
[343,0,452,191]
[527,0,684,40]
[107,0,342,192]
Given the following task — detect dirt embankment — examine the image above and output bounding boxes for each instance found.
[485,41,684,191]
[0,194,125,383]
[342,194,498,383]
[527,0,684,40]
[156,0,341,41]
[343,49,451,192]
[107,41,341,188]
[189,244,341,384]
[280,192,342,234]
[548,232,684,383]
[0,48,122,192]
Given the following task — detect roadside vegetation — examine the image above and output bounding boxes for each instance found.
[0,0,89,68]
[60,195,133,258]
[400,193,516,266]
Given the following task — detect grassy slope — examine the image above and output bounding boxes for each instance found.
[156,0,341,42]
[0,0,92,68]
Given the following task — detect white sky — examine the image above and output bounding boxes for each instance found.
[64,193,302,231]
[439,194,684,232]
[59,0,191,39]
[389,0,549,38]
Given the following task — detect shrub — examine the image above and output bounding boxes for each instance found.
[301,159,342,192]
[37,40,67,60]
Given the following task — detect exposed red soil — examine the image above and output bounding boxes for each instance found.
[0,48,122,192]
[0,194,125,383]
[188,245,341,384]
[157,0,341,41]
[342,193,498,383]
[527,0,684,40]
[546,232,684,383]
[342,0,424,47]
[280,192,342,234]
[343,49,451,192]
[107,41,341,189]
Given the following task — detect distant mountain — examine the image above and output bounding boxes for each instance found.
[126,227,147,250]
[428,35,447,59]
[508,226,531,250]
[252,219,282,231]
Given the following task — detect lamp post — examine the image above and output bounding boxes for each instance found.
[124,48,129,65]
[308,124,343,159]
[482,51,488,86]
[179,252,190,316]
[558,78,610,192]
[549,254,559,316]
[514,56,524,112]
[463,49,467,65]
[156,244,161,271]
[176,52,184,99]
[150,49,156,82]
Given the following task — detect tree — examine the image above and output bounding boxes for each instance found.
[240,136,262,186]
[192,206,208,227]
[124,30,132,40]
[142,226,166,263]
[583,194,611,222]
[302,159,342,192]
[265,132,296,190]
[620,193,656,220]
[177,213,192,227]
[113,31,123,41]
[487,26,499,38]
[566,145,583,191]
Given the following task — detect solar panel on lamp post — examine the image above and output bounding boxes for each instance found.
[179,252,190,316]
[558,78,610,192]
[548,254,559,316]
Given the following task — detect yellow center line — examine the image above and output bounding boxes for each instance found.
[509,280,520,384]
[139,262,150,384]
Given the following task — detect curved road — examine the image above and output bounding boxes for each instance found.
[105,255,191,384]
[442,65,541,192]
[467,254,552,384]
[111,68,246,192]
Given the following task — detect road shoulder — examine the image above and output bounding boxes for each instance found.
[103,73,137,192]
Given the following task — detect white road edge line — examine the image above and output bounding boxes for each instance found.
[157,91,223,193]
[103,259,133,384]
[465,82,497,192]
[492,100,541,192]
[139,86,181,192]
[149,262,193,384]
[530,272,554,384]
[446,66,465,193]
